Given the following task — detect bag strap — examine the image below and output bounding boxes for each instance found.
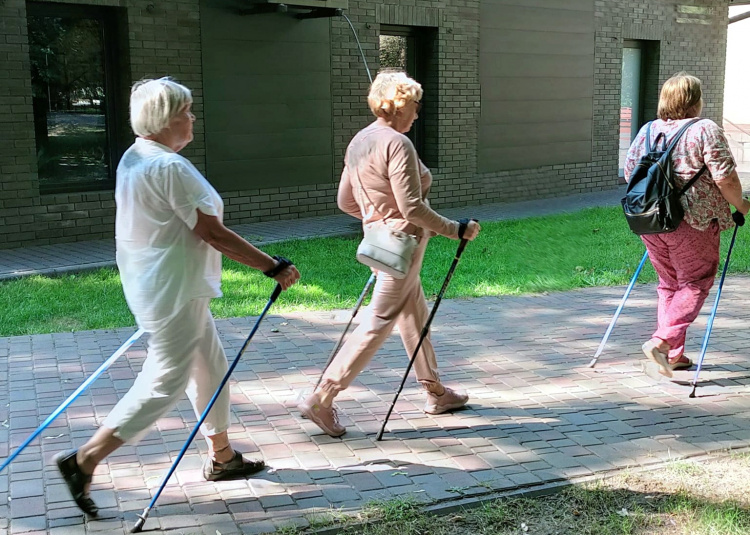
[644,121,654,153]
[350,165,390,223]
[662,118,705,196]
[665,118,701,155]
[644,121,668,153]
[678,164,707,196]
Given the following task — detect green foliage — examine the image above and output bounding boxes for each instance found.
[28,15,106,108]
[379,35,407,71]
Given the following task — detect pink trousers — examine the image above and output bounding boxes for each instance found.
[318,237,441,406]
[641,220,720,359]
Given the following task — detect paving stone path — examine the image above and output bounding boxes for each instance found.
[1,276,749,534]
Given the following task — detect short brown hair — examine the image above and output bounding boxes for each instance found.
[657,72,703,120]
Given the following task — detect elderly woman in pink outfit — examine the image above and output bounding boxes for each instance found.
[624,72,750,378]
[298,71,480,437]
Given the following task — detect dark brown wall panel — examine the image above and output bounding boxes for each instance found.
[479,0,595,172]
[200,1,333,191]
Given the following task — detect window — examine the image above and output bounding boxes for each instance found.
[619,41,643,178]
[379,25,438,167]
[619,40,659,180]
[26,2,124,194]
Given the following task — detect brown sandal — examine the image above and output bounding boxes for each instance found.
[202,450,265,481]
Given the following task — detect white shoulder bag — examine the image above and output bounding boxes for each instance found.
[352,169,418,279]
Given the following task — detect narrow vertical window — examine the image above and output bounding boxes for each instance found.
[27,2,121,193]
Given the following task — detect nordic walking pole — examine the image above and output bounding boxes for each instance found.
[587,250,649,368]
[314,272,376,391]
[376,227,474,441]
[689,212,744,398]
[131,283,283,533]
[0,328,145,474]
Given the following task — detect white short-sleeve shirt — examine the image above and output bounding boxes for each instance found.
[115,138,224,331]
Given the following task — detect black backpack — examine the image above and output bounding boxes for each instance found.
[621,118,706,235]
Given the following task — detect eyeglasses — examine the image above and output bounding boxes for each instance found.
[414,100,422,113]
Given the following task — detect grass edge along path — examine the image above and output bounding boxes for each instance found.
[3,206,750,337]
[274,451,750,535]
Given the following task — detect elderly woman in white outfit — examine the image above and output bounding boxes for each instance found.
[54,78,300,517]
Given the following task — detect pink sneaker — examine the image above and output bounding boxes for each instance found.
[642,340,672,378]
[298,393,346,437]
[424,386,469,415]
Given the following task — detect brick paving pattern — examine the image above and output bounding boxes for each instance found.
[1,276,749,534]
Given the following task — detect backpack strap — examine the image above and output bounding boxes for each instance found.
[644,121,654,152]
[644,121,667,153]
[665,117,702,154]
[662,118,706,196]
[678,164,707,196]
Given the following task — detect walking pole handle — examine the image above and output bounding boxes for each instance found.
[732,211,745,227]
[271,283,283,301]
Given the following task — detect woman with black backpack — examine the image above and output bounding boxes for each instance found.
[624,72,750,378]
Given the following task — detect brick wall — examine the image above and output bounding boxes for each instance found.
[0,0,203,249]
[0,0,732,248]
[0,1,38,246]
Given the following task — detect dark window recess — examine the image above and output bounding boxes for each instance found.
[379,25,438,168]
[27,2,124,194]
[619,39,660,181]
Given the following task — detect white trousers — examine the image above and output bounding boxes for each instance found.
[103,298,230,443]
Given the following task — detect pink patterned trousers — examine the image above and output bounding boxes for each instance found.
[641,220,720,359]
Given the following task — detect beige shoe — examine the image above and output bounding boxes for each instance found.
[642,340,672,378]
[298,393,346,437]
[424,386,469,415]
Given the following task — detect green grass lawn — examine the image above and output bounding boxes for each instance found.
[2,206,750,337]
[275,453,750,535]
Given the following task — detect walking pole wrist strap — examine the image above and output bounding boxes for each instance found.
[263,256,294,278]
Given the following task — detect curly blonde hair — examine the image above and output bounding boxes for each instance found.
[657,72,703,120]
[367,71,423,118]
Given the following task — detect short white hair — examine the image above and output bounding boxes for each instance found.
[129,77,192,137]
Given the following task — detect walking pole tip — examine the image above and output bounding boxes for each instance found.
[587,357,598,368]
[130,508,150,533]
[689,385,697,399]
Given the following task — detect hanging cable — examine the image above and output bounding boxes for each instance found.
[341,12,373,84]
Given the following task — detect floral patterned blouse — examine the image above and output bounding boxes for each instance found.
[624,118,736,232]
